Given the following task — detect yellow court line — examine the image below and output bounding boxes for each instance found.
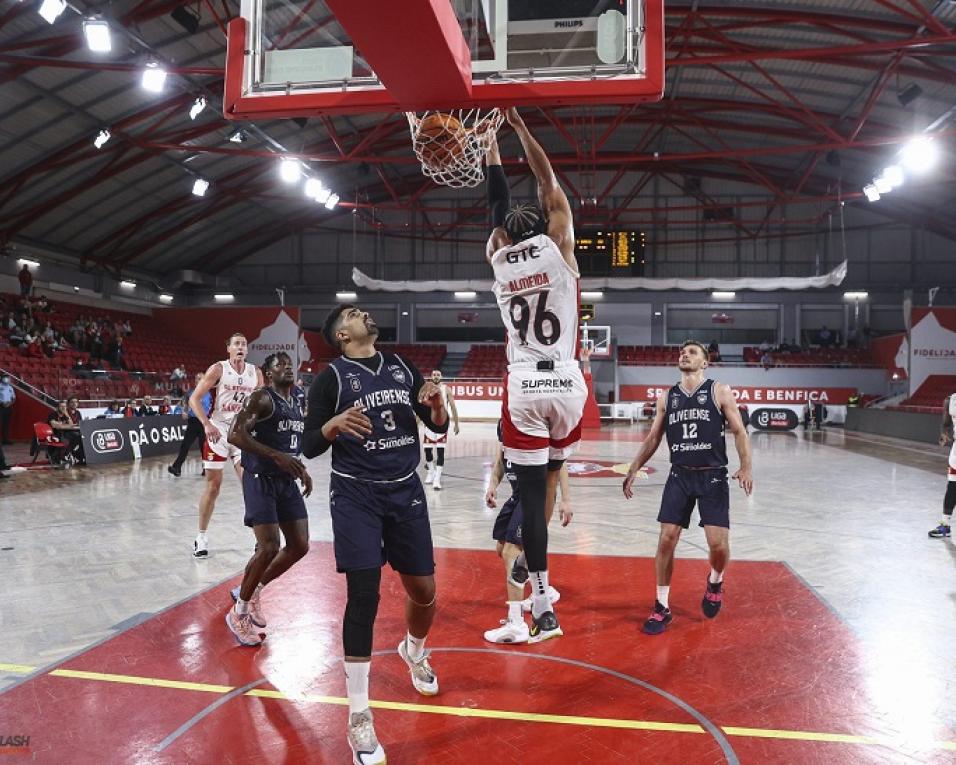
[4,663,956,751]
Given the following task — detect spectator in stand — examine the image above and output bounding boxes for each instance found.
[817,325,833,347]
[103,401,124,418]
[23,331,43,358]
[18,263,32,297]
[66,397,87,465]
[108,335,126,370]
[707,341,722,363]
[122,319,133,337]
[760,349,773,370]
[158,395,173,415]
[137,396,157,417]
[170,364,187,383]
[0,374,15,444]
[48,400,82,465]
[36,295,52,314]
[8,321,24,347]
[168,372,211,477]
[758,338,772,354]
[847,390,861,407]
[122,400,136,417]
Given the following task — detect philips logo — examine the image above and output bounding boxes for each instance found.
[554,20,583,28]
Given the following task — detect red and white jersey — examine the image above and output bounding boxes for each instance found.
[210,360,257,427]
[491,234,579,364]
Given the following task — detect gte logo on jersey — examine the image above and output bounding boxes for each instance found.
[505,244,541,264]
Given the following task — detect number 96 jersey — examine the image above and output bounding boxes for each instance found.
[491,233,579,364]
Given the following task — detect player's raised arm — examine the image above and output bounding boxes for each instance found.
[717,383,753,496]
[485,133,511,263]
[504,108,575,266]
[623,395,667,499]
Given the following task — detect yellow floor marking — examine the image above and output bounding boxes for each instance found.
[5,663,956,751]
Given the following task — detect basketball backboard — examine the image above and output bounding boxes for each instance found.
[224,0,664,119]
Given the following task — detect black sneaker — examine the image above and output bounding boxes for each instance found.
[168,464,181,477]
[642,600,672,635]
[528,610,563,643]
[929,524,951,539]
[702,580,723,619]
[508,556,529,587]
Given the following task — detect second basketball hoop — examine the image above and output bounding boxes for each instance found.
[407,108,504,188]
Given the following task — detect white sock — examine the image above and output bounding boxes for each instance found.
[656,585,670,609]
[529,570,551,618]
[197,530,207,541]
[942,515,952,527]
[405,632,426,661]
[709,568,724,585]
[344,660,371,714]
[507,600,523,623]
[235,600,249,615]
[434,465,443,480]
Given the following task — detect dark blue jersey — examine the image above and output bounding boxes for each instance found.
[292,384,306,412]
[664,378,727,468]
[329,352,421,481]
[241,387,304,475]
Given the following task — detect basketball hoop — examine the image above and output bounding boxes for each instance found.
[406,108,504,188]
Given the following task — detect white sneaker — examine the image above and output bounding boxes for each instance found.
[193,534,208,558]
[424,468,434,485]
[483,618,530,644]
[520,585,561,613]
[397,639,439,696]
[230,586,266,629]
[225,608,262,646]
[432,476,442,490]
[348,708,386,765]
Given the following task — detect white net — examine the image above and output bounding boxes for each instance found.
[406,108,504,188]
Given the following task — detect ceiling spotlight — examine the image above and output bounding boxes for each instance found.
[120,280,136,289]
[882,164,904,189]
[304,178,323,199]
[335,291,357,300]
[843,291,869,300]
[17,258,40,268]
[228,130,246,143]
[189,96,206,120]
[279,158,301,183]
[159,294,174,303]
[192,178,209,197]
[141,62,167,93]
[712,291,736,299]
[38,0,66,24]
[863,184,880,202]
[900,136,938,175]
[454,291,477,299]
[324,193,340,210]
[897,83,922,108]
[580,291,603,299]
[874,175,892,194]
[314,187,331,204]
[93,128,111,149]
[214,293,235,302]
[83,18,111,52]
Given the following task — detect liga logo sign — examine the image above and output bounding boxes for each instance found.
[90,428,124,454]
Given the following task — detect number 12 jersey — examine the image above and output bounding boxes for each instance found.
[491,233,579,364]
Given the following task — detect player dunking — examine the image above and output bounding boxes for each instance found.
[422,369,459,490]
[485,108,588,642]
[224,352,312,646]
[188,332,263,557]
[302,304,448,765]
[623,341,753,634]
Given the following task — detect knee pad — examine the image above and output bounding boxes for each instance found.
[343,568,382,657]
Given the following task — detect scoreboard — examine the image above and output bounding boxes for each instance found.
[574,230,645,276]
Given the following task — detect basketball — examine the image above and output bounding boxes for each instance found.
[416,112,465,169]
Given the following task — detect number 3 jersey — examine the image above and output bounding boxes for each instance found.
[241,387,304,476]
[491,233,580,364]
[665,379,728,469]
[329,352,422,482]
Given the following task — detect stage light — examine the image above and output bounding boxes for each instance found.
[304,178,323,198]
[581,291,603,299]
[314,188,331,204]
[279,158,301,183]
[863,184,880,202]
[874,175,892,194]
[159,294,174,303]
[191,178,209,197]
[38,0,66,24]
[214,293,235,302]
[454,291,477,299]
[120,280,136,289]
[712,291,736,299]
[900,136,938,175]
[93,128,111,148]
[843,291,868,300]
[141,63,167,93]
[335,291,357,300]
[83,18,111,52]
[189,96,206,120]
[882,164,904,189]
[324,193,340,210]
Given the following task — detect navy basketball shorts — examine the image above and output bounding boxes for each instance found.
[657,466,730,529]
[492,495,523,546]
[242,472,308,528]
[329,473,435,576]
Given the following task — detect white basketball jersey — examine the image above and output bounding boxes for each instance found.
[491,233,579,364]
[211,360,257,425]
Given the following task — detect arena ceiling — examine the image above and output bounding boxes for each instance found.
[1,0,955,279]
